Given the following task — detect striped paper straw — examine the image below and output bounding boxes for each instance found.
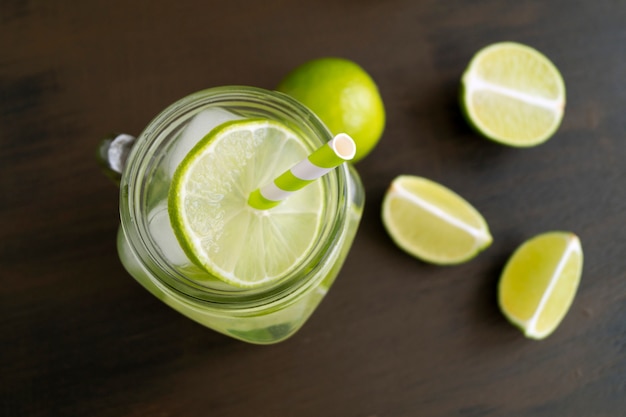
[248,133,356,210]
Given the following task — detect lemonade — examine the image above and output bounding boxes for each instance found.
[112,87,364,344]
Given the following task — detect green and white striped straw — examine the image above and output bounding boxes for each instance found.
[248,133,356,210]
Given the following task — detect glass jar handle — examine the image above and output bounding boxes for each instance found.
[97,133,136,184]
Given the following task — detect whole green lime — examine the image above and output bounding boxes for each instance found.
[277,57,385,163]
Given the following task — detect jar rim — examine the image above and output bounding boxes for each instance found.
[119,86,352,308]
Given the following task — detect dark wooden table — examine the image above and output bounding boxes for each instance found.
[2,1,625,416]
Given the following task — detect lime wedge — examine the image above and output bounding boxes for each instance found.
[461,42,566,147]
[168,119,324,288]
[381,175,492,265]
[498,231,583,339]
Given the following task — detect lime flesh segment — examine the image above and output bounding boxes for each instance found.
[461,42,566,147]
[168,119,324,288]
[498,232,583,339]
[381,175,492,265]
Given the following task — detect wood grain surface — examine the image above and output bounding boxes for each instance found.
[1,1,625,416]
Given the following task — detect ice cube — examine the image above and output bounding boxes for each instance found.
[167,108,242,177]
[148,202,190,267]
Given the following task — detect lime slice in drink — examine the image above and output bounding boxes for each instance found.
[498,231,583,339]
[381,175,492,265]
[461,42,566,147]
[168,119,324,288]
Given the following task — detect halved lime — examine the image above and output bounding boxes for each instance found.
[168,119,324,288]
[461,42,566,147]
[381,175,492,265]
[498,231,583,339]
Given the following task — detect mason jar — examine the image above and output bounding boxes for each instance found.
[102,86,364,344]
